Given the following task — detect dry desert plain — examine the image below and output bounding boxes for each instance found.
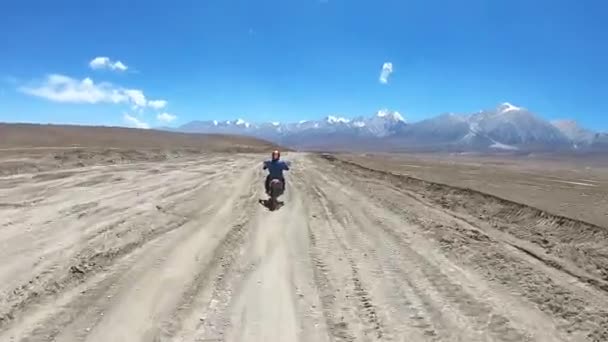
[1,124,607,342]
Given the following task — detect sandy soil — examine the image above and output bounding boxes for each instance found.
[0,123,282,177]
[341,153,608,228]
[0,123,280,151]
[1,152,607,341]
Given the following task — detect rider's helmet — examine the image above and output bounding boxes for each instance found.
[271,150,280,161]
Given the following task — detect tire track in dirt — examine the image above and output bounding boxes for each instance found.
[219,196,302,342]
[280,157,394,342]
[332,155,608,289]
[302,188,364,341]
[0,155,261,341]
[357,177,608,341]
[2,152,608,341]
[0,159,232,325]
[308,183,388,341]
[303,161,526,341]
[177,160,329,342]
[65,166,260,342]
[319,154,608,341]
[159,187,261,341]
[306,181,449,341]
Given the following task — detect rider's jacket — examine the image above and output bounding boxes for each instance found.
[263,159,289,179]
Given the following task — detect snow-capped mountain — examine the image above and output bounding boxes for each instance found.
[392,113,473,147]
[551,120,595,147]
[178,110,406,138]
[325,115,350,124]
[355,110,406,137]
[589,133,608,152]
[180,118,254,134]
[174,104,604,152]
[469,104,570,148]
[385,103,569,151]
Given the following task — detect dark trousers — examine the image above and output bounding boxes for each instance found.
[265,175,285,193]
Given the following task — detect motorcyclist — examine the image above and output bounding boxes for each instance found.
[263,150,289,194]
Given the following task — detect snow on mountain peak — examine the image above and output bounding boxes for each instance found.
[377,109,388,117]
[213,120,218,126]
[376,109,405,122]
[272,122,280,126]
[490,141,519,150]
[551,119,594,144]
[326,115,350,124]
[299,120,308,124]
[352,121,366,128]
[235,118,251,128]
[498,102,522,113]
[469,121,481,134]
[392,111,405,122]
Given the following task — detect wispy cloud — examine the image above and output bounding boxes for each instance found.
[89,57,128,72]
[123,113,150,129]
[123,89,147,107]
[19,74,165,110]
[379,62,393,84]
[20,74,129,104]
[148,99,168,109]
[157,112,177,123]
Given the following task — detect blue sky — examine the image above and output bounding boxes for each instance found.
[0,0,606,130]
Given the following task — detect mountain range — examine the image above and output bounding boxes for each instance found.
[171,103,608,152]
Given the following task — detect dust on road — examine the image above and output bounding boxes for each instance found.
[1,153,607,341]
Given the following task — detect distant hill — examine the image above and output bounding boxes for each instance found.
[0,123,282,153]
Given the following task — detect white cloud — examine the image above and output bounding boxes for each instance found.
[148,99,168,109]
[157,112,177,123]
[89,57,128,71]
[19,74,155,109]
[123,113,150,129]
[123,89,147,107]
[379,62,393,84]
[20,73,173,129]
[112,61,128,71]
[20,74,127,104]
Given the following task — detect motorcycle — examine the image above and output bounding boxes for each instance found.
[268,178,284,211]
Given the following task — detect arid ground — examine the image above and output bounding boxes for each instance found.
[1,126,607,341]
[340,152,608,228]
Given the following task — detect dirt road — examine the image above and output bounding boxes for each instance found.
[1,153,607,341]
